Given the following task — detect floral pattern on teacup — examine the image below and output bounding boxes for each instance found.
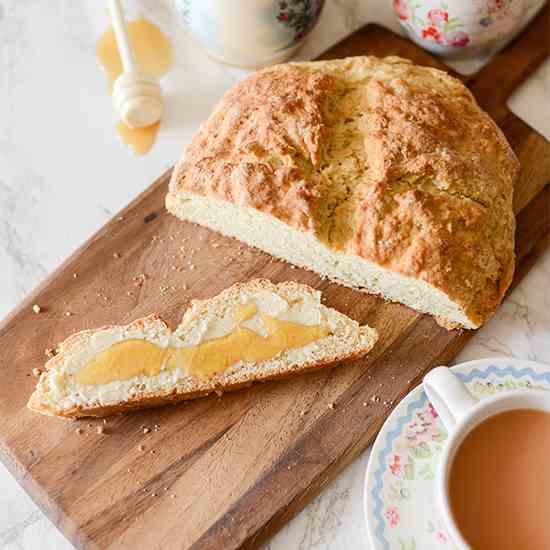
[393,0,527,54]
[397,1,472,48]
[276,0,325,42]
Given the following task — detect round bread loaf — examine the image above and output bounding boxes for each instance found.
[167,56,519,329]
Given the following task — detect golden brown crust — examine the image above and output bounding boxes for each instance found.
[169,56,518,328]
[169,64,330,232]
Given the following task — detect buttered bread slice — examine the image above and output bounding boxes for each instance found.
[28,279,378,419]
[166,56,519,330]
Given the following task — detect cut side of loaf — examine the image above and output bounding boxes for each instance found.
[28,279,378,419]
[166,56,519,330]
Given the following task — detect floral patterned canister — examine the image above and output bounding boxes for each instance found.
[393,0,528,58]
[175,0,325,68]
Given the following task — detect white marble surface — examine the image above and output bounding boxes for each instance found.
[0,1,549,549]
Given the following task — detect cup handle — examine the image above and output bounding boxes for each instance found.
[423,367,478,431]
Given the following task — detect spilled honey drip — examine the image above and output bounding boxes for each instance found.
[115,120,161,156]
[96,17,172,155]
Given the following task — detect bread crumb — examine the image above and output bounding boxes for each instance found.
[363,402,368,406]
[96,426,105,435]
[150,449,156,455]
[371,395,381,404]
[113,252,120,259]
[142,427,150,434]
[32,304,41,314]
[133,274,147,287]
[73,273,78,278]
[171,494,176,499]
[328,402,335,410]
[45,348,56,358]
[65,311,72,317]
[139,444,146,452]
[151,492,157,497]
[32,368,42,376]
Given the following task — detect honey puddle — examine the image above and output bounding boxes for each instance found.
[115,120,160,156]
[96,17,172,155]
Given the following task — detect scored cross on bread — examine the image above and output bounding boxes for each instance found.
[28,279,378,419]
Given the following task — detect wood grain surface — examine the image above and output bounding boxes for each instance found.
[0,9,549,549]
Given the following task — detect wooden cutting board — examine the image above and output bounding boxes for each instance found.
[1,8,549,549]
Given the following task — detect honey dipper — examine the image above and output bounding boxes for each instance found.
[108,0,163,128]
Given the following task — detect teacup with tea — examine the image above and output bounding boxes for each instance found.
[424,367,550,549]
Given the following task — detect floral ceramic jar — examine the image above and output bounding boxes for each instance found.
[393,0,527,57]
[175,0,325,68]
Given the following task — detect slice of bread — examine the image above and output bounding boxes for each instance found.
[166,56,518,330]
[28,279,378,419]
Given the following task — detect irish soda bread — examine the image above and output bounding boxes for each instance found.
[28,279,378,419]
[166,56,519,329]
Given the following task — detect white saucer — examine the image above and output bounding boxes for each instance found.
[364,357,550,550]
